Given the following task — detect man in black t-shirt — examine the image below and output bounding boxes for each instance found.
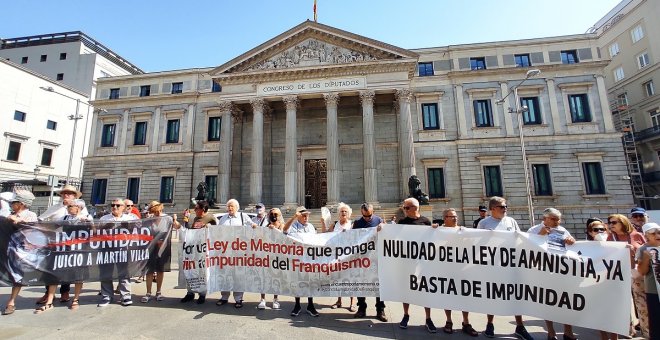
[472,205,487,228]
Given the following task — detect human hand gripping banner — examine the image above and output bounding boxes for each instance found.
[378,225,631,335]
[0,216,172,286]
[179,226,379,297]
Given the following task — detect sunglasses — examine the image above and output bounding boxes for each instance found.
[495,205,508,209]
[111,204,124,208]
[403,206,416,210]
[126,205,133,207]
[67,205,79,208]
[607,220,620,225]
[631,214,644,218]
[592,228,606,232]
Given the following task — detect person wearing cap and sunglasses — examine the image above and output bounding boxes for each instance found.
[283,206,320,317]
[473,205,488,228]
[636,223,660,340]
[477,196,533,340]
[629,207,648,234]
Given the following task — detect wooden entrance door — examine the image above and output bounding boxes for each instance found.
[304,159,327,208]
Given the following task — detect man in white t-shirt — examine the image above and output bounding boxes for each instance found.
[477,196,532,340]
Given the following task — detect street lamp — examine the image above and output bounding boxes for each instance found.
[33,165,41,180]
[40,86,86,186]
[496,69,541,226]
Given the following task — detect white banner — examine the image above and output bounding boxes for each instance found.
[179,228,208,293]
[180,226,379,297]
[378,225,631,335]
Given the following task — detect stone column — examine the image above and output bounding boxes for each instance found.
[545,78,562,134]
[151,106,161,151]
[184,104,195,151]
[396,89,416,195]
[283,95,298,208]
[250,98,267,205]
[217,101,234,204]
[119,109,129,153]
[88,110,99,156]
[360,90,379,205]
[595,75,616,132]
[455,85,468,138]
[324,92,340,206]
[500,82,514,136]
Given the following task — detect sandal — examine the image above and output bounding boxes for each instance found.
[443,321,454,334]
[331,302,342,309]
[234,300,243,309]
[2,305,16,315]
[69,299,79,310]
[462,323,478,337]
[155,292,163,301]
[34,303,54,314]
[348,305,357,312]
[141,294,151,303]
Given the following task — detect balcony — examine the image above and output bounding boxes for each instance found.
[635,125,660,141]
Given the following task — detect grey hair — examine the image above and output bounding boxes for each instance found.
[442,208,457,218]
[226,198,240,210]
[488,196,506,210]
[543,208,561,219]
[403,197,420,208]
[337,202,352,217]
[111,198,125,205]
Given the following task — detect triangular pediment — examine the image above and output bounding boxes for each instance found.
[210,20,418,76]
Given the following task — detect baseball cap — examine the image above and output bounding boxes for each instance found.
[255,203,265,209]
[479,205,487,212]
[630,207,646,215]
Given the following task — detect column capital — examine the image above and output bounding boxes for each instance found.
[395,88,412,102]
[231,110,243,123]
[283,95,298,110]
[249,98,269,113]
[323,92,340,107]
[359,90,375,105]
[217,100,235,113]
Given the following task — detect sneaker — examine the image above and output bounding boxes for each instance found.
[514,325,533,340]
[399,315,410,329]
[257,299,266,310]
[121,298,133,306]
[306,304,319,317]
[196,294,206,304]
[426,318,437,333]
[484,322,495,338]
[180,293,194,303]
[272,300,281,310]
[290,304,302,316]
[376,310,388,322]
[97,298,111,307]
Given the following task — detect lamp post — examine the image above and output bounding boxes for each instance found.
[496,69,541,226]
[39,86,87,186]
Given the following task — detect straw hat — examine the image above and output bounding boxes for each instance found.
[57,185,83,198]
[147,200,164,210]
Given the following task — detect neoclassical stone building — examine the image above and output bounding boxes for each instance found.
[85,21,633,233]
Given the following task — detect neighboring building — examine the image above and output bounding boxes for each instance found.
[591,0,660,208]
[85,20,633,235]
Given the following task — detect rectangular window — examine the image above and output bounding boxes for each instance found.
[160,177,175,203]
[614,66,625,82]
[205,175,218,202]
[46,120,57,130]
[514,54,531,67]
[418,62,434,76]
[421,103,440,130]
[631,25,644,43]
[484,166,503,197]
[473,100,493,127]
[568,94,591,122]
[101,124,116,147]
[207,117,221,141]
[561,50,579,64]
[171,82,183,94]
[109,88,120,99]
[21,56,28,64]
[212,82,222,92]
[139,85,151,97]
[521,97,542,124]
[56,73,64,81]
[40,54,47,62]
[427,168,445,199]
[470,57,486,70]
[59,53,67,60]
[644,80,655,97]
[91,178,108,205]
[532,164,553,196]
[650,110,660,128]
[166,119,180,144]
[14,110,26,122]
[40,148,53,166]
[126,177,140,204]
[637,52,650,69]
[134,121,147,145]
[6,141,21,162]
[617,93,629,106]
[608,43,620,58]
[582,162,606,194]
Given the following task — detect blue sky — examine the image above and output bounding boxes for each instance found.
[1,0,621,72]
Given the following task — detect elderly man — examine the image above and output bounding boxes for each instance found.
[528,208,577,340]
[477,196,532,340]
[98,198,137,307]
[352,202,387,322]
[251,203,268,228]
[630,207,648,233]
[216,198,252,308]
[283,206,320,317]
[397,197,437,333]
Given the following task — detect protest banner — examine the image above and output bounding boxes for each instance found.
[650,246,660,303]
[179,226,379,297]
[0,216,171,286]
[378,225,631,335]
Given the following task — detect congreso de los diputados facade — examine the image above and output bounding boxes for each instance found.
[84,20,634,234]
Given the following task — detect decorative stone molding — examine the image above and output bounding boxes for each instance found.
[359,90,375,105]
[217,100,234,113]
[323,92,340,107]
[283,95,299,110]
[249,98,267,112]
[395,89,412,102]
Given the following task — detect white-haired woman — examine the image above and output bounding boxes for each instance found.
[320,202,356,311]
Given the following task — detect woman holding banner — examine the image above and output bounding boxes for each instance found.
[141,201,178,303]
[257,207,284,310]
[320,202,356,312]
[636,223,659,340]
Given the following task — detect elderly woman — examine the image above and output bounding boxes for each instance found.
[636,223,660,340]
[2,191,38,315]
[607,214,647,339]
[320,202,356,311]
[257,207,285,310]
[55,199,91,310]
[586,218,608,241]
[141,201,179,303]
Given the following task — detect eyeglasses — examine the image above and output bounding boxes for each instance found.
[607,220,619,225]
[403,206,416,210]
[591,228,606,232]
[126,205,133,207]
[495,205,508,209]
[67,205,79,208]
[111,204,123,208]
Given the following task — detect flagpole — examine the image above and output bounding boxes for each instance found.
[313,0,317,22]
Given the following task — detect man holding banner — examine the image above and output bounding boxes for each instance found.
[216,199,252,308]
[477,196,533,340]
